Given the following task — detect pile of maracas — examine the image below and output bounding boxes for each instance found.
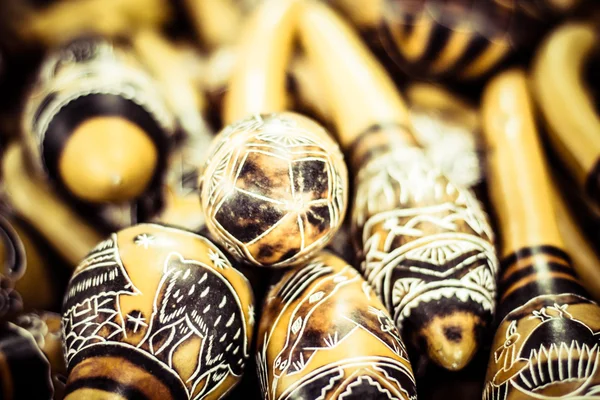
[0,0,598,399]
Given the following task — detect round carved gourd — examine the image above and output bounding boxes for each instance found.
[257,250,417,400]
[61,224,255,400]
[199,111,348,268]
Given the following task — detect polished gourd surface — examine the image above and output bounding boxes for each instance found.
[257,250,417,400]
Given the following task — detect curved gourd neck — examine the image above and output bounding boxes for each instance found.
[299,1,409,151]
[223,0,300,125]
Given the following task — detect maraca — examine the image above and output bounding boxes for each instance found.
[300,1,498,371]
[481,69,600,399]
[257,250,417,400]
[23,37,175,204]
[62,224,255,399]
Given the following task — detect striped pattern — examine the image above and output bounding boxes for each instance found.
[377,0,558,81]
[498,246,586,319]
[65,345,187,400]
[379,1,512,81]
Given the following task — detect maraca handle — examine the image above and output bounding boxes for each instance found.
[482,69,587,316]
[483,69,564,257]
[223,0,301,124]
[299,0,408,150]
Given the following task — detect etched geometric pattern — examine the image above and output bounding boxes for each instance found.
[352,147,498,331]
[201,113,347,267]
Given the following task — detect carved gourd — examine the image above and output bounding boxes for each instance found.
[23,37,175,204]
[257,250,417,400]
[300,1,498,371]
[481,69,600,399]
[199,0,348,268]
[62,224,255,400]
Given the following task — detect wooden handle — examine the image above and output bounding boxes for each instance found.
[299,0,408,149]
[288,55,331,122]
[531,23,600,207]
[223,0,300,124]
[482,69,564,257]
[2,143,102,266]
